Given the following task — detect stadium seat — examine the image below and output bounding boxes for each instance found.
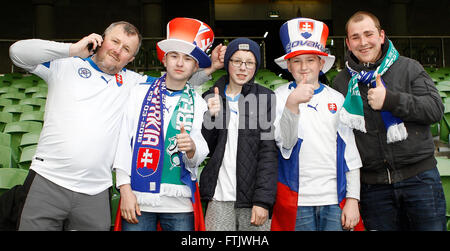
[3,121,43,168]
[439,101,450,143]
[0,168,28,195]
[0,145,12,168]
[436,157,450,229]
[0,132,11,147]
[0,112,13,132]
[36,80,47,87]
[211,70,226,81]
[19,111,44,122]
[19,131,40,149]
[196,80,214,95]
[24,86,47,98]
[19,98,46,111]
[144,70,162,77]
[11,80,35,92]
[0,98,13,111]
[18,144,37,170]
[0,86,19,95]
[31,91,48,99]
[269,78,289,90]
[0,92,26,105]
[3,104,34,122]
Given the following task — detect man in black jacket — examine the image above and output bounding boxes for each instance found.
[333,11,446,231]
[200,38,278,231]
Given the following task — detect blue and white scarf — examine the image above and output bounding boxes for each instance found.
[342,40,408,143]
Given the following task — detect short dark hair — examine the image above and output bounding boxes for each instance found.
[345,11,382,38]
[104,21,142,56]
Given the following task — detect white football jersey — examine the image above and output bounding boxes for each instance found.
[274,82,362,206]
[30,56,151,195]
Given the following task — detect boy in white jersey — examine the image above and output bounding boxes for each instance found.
[271,18,363,231]
[8,21,223,231]
[113,17,211,231]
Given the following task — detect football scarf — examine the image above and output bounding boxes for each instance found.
[340,39,408,143]
[114,74,205,231]
[130,74,196,205]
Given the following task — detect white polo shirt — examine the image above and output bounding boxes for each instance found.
[30,56,150,195]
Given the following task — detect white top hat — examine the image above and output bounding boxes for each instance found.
[156,17,214,68]
[275,18,335,73]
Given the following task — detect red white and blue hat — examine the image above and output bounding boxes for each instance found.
[275,18,335,73]
[156,17,214,68]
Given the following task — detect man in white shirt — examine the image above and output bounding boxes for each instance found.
[9,21,222,231]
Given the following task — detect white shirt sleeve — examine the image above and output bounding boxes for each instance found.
[188,69,212,87]
[274,84,297,159]
[346,168,360,200]
[113,85,138,188]
[9,39,72,73]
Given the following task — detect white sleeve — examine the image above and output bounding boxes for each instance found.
[183,92,209,179]
[274,84,297,159]
[188,69,211,87]
[337,122,362,171]
[113,87,138,188]
[346,168,360,200]
[337,116,362,200]
[9,39,72,73]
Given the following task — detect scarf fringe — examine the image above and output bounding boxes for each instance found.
[386,123,408,144]
[339,108,367,133]
[133,184,192,206]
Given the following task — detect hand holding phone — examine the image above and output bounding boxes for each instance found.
[69,33,103,58]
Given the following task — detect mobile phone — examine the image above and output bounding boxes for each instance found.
[87,43,96,53]
[87,34,104,54]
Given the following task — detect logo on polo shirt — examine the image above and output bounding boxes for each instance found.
[78,68,92,78]
[115,74,124,87]
[328,103,337,114]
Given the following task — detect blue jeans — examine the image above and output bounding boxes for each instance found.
[122,212,194,231]
[360,167,447,231]
[295,204,343,231]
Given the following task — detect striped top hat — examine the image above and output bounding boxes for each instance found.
[156,17,214,68]
[275,18,335,73]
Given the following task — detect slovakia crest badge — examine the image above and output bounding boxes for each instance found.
[328,103,337,114]
[136,148,160,177]
[299,21,314,39]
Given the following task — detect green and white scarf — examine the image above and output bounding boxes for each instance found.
[340,40,408,143]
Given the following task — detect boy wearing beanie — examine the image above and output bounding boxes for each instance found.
[271,18,363,231]
[200,38,278,231]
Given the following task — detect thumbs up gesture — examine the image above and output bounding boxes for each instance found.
[285,77,315,114]
[207,87,221,117]
[176,123,196,159]
[367,74,386,110]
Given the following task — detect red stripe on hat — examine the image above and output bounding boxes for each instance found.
[168,18,200,43]
[320,22,329,48]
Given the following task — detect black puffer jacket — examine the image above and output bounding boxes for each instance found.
[200,75,278,210]
[333,36,444,184]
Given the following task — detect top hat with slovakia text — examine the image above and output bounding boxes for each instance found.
[274,17,335,73]
[156,17,214,68]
